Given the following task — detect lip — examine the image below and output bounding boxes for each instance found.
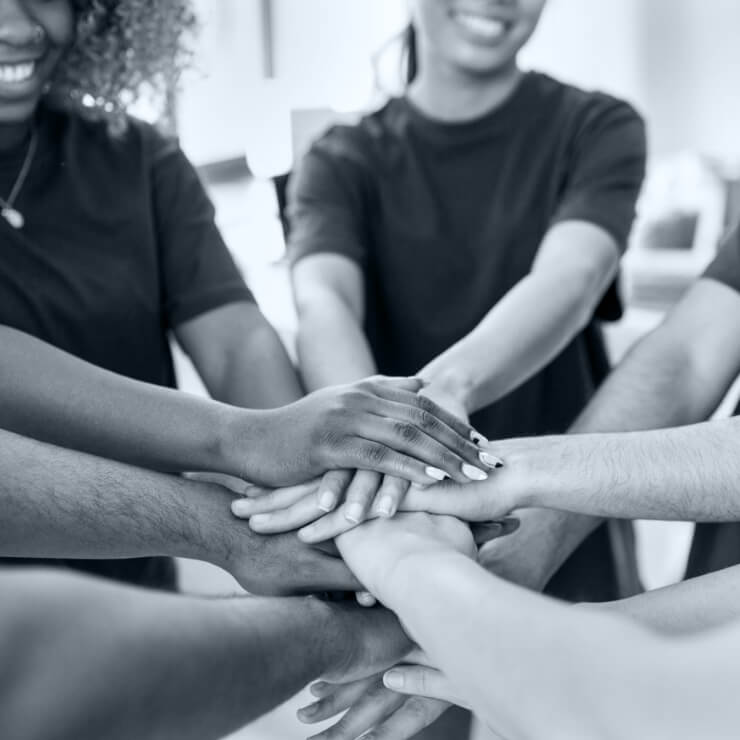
[0,55,47,100]
[450,10,514,44]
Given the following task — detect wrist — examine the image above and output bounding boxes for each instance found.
[419,368,476,414]
[215,406,270,480]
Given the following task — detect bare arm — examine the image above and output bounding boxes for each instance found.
[0,570,410,740]
[0,428,359,595]
[175,301,304,408]
[293,253,377,389]
[476,277,740,590]
[420,222,619,414]
[339,515,737,740]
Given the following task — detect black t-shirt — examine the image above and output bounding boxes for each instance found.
[0,105,254,589]
[288,71,647,440]
[703,224,740,291]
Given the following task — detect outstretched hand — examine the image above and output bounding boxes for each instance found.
[229,376,492,487]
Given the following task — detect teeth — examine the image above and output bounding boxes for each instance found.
[0,62,35,84]
[454,13,507,39]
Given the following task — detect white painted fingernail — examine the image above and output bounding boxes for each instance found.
[384,670,404,690]
[377,496,395,518]
[470,430,489,446]
[479,451,504,469]
[462,463,488,481]
[357,591,377,607]
[425,466,448,481]
[345,502,365,524]
[318,490,336,512]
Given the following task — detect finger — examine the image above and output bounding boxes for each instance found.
[472,518,520,546]
[384,668,470,709]
[343,470,383,524]
[339,437,486,487]
[316,469,354,514]
[183,471,249,494]
[230,480,319,517]
[298,505,373,544]
[363,696,451,740]
[364,376,425,393]
[364,394,487,471]
[247,496,325,534]
[307,682,406,740]
[298,676,378,724]
[372,475,410,518]
[356,590,377,607]
[401,481,500,521]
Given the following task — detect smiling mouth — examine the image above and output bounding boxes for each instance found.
[0,61,36,84]
[451,11,510,41]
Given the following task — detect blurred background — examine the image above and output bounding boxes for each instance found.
[159,2,740,737]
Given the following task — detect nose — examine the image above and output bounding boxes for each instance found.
[0,0,42,47]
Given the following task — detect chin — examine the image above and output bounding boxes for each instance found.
[0,99,40,125]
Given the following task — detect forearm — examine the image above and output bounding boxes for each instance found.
[0,428,238,567]
[384,551,661,739]
[297,302,376,390]
[212,320,303,408]
[0,570,341,740]
[420,267,606,415]
[593,564,740,636]
[496,420,740,521]
[0,326,259,477]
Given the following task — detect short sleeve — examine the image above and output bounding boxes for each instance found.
[149,132,254,328]
[552,99,647,251]
[286,132,369,267]
[703,225,740,294]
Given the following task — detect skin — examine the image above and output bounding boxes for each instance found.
[289,0,626,550]
[323,515,740,740]
[0,568,412,740]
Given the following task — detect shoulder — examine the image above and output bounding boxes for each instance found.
[302,98,408,172]
[528,71,645,135]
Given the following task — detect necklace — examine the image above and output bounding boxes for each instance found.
[0,128,38,230]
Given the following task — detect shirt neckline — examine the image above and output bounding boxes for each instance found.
[400,71,541,142]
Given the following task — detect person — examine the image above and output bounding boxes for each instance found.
[293,512,740,740]
[0,567,411,740]
[0,0,490,590]
[286,222,740,739]
[284,0,646,617]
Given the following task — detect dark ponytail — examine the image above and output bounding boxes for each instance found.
[402,23,418,85]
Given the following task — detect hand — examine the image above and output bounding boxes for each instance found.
[382,650,470,709]
[227,376,491,487]
[298,672,450,740]
[478,507,583,591]
[217,521,362,595]
[419,382,469,424]
[336,513,476,600]
[322,603,413,685]
[234,471,415,542]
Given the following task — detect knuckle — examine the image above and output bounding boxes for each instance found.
[361,443,387,465]
[415,409,439,432]
[394,421,421,444]
[404,696,432,723]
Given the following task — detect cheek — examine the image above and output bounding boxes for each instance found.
[34,1,76,48]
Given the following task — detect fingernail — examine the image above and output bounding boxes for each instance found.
[297,703,317,720]
[470,430,489,446]
[357,591,377,607]
[479,451,504,469]
[345,502,365,524]
[462,463,488,481]
[377,496,395,517]
[424,466,448,481]
[231,500,251,517]
[384,670,404,690]
[249,513,271,527]
[310,682,327,697]
[414,376,430,387]
[318,490,336,512]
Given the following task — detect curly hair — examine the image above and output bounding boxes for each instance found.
[47,0,197,132]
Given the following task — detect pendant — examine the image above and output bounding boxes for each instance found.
[1,207,24,229]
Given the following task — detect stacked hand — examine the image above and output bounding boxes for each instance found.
[227,376,494,488]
